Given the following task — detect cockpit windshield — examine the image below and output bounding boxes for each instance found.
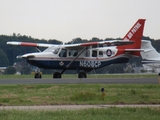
[53,48,60,54]
[43,46,60,54]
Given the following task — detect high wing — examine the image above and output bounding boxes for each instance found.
[7,40,134,49]
[7,41,57,48]
[6,38,143,54]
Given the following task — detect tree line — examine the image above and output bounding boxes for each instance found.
[0,33,159,74]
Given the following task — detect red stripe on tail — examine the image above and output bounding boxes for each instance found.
[123,19,146,49]
[120,19,146,56]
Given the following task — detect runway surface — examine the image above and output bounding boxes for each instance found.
[0,78,158,84]
[1,105,160,111]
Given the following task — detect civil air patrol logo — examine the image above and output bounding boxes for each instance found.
[59,61,64,66]
[106,49,112,57]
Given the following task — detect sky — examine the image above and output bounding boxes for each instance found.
[0,0,160,42]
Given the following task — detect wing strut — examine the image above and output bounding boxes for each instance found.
[60,47,87,74]
[35,47,41,52]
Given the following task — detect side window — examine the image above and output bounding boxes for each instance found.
[92,50,97,57]
[68,50,78,57]
[86,50,90,57]
[99,51,103,57]
[59,49,67,57]
[99,44,103,47]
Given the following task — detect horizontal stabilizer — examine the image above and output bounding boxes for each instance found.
[125,49,144,52]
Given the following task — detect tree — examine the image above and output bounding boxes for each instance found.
[0,49,9,67]
[5,66,16,74]
[21,66,32,74]
[106,64,124,73]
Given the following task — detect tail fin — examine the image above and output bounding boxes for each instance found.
[122,19,146,56]
[123,19,145,48]
[141,40,160,60]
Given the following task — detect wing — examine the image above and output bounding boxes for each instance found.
[7,40,134,49]
[7,41,58,48]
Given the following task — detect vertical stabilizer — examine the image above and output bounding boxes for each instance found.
[123,19,146,48]
[121,19,145,56]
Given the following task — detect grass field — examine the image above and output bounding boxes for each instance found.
[0,84,160,105]
[1,107,160,120]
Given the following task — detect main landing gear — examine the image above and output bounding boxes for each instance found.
[34,72,42,78]
[52,71,87,78]
[34,71,87,79]
[53,72,61,78]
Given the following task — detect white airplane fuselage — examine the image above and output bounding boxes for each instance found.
[22,46,131,70]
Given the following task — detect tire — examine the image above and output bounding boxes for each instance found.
[78,72,87,78]
[53,72,61,78]
[34,72,42,79]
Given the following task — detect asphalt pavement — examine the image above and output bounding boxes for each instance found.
[0,78,158,84]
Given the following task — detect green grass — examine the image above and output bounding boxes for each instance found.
[0,73,158,79]
[0,84,160,106]
[1,83,160,119]
[1,107,160,120]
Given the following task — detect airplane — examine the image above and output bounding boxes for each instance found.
[7,19,146,79]
[140,40,160,70]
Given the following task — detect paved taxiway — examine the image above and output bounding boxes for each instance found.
[0,78,158,84]
[1,105,160,111]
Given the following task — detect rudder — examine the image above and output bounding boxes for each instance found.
[123,19,146,49]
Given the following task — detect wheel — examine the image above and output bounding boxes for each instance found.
[34,72,42,79]
[78,72,87,78]
[53,72,61,78]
